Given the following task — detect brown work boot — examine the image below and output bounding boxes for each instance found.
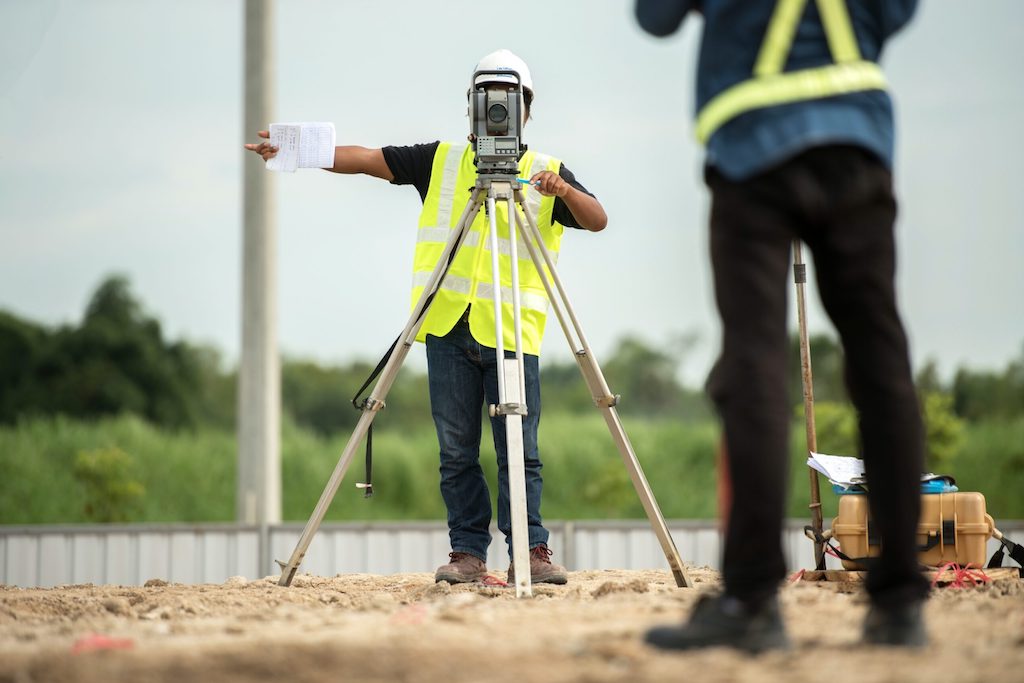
[434,551,487,584]
[506,544,568,585]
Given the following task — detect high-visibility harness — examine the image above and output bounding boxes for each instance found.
[695,0,888,144]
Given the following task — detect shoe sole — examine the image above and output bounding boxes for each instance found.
[862,632,928,648]
[434,571,486,584]
[644,626,791,654]
[506,574,568,585]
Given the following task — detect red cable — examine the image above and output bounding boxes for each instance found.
[480,574,509,587]
[931,562,991,589]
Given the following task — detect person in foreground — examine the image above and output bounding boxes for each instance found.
[246,49,606,586]
[635,0,929,651]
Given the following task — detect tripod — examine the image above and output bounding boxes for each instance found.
[276,173,693,596]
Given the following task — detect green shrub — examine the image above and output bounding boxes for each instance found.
[1,414,1020,524]
[921,391,964,470]
[73,446,145,522]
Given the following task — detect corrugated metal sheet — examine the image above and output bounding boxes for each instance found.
[2,521,1022,588]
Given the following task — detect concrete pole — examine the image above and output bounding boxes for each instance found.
[238,0,281,525]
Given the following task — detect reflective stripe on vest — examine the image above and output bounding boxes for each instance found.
[410,143,563,355]
[695,0,887,144]
[416,227,551,264]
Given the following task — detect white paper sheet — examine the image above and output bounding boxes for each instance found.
[265,122,336,173]
[806,452,866,486]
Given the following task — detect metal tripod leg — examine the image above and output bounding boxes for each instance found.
[276,188,485,586]
[483,182,532,597]
[512,192,692,588]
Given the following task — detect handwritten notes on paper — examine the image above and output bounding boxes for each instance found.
[265,122,336,172]
[807,452,866,487]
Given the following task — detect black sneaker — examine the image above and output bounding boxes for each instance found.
[644,593,791,654]
[862,602,928,647]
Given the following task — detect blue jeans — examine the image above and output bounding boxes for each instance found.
[426,316,549,561]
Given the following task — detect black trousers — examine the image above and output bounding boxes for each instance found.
[706,146,929,608]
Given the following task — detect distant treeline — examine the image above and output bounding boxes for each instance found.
[2,276,1022,524]
[1,276,1022,434]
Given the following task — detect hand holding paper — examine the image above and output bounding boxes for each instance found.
[264,122,336,173]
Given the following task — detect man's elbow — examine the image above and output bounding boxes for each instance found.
[636,16,678,38]
[635,1,689,37]
[587,212,608,232]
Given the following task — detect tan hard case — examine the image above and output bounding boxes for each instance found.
[831,492,994,570]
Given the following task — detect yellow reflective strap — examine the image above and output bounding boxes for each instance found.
[754,0,808,77]
[699,0,874,143]
[695,60,887,143]
[816,0,861,63]
[435,143,468,229]
[419,142,452,228]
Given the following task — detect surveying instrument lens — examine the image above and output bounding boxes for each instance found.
[487,103,507,124]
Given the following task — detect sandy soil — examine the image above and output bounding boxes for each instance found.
[1,567,1022,683]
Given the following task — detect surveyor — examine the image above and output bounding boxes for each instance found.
[635,0,930,650]
[245,49,606,585]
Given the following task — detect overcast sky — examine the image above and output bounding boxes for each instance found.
[1,0,1021,386]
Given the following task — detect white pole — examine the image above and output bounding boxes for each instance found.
[238,0,281,526]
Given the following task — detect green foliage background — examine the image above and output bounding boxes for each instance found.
[1,276,1021,524]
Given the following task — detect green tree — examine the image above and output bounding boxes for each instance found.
[921,391,964,471]
[915,359,946,395]
[798,400,859,457]
[953,343,1024,421]
[282,359,363,435]
[0,311,46,422]
[56,276,203,427]
[282,358,433,436]
[602,334,705,418]
[0,275,216,429]
[537,359,595,414]
[190,345,237,430]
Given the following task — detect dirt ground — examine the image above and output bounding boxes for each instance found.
[1,567,1022,683]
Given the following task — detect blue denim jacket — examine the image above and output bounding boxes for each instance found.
[635,0,918,180]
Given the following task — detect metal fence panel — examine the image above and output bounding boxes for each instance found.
[2,521,1022,588]
[6,535,38,587]
[38,535,68,587]
[72,533,103,584]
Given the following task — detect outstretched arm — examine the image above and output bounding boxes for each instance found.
[244,131,394,181]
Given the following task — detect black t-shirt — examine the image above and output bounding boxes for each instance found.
[382,141,594,229]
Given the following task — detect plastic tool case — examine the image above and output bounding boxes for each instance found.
[831,492,993,570]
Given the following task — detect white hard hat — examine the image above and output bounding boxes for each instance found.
[473,49,534,97]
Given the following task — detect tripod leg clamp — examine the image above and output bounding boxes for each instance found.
[359,397,386,412]
[489,402,529,417]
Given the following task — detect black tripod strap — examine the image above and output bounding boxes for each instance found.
[351,336,400,412]
[350,211,467,412]
[351,337,398,500]
[1011,540,1024,567]
[362,423,373,498]
[988,535,1024,574]
[349,214,468,498]
[804,525,877,569]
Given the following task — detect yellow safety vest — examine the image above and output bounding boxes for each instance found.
[411,143,563,355]
[695,0,888,144]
